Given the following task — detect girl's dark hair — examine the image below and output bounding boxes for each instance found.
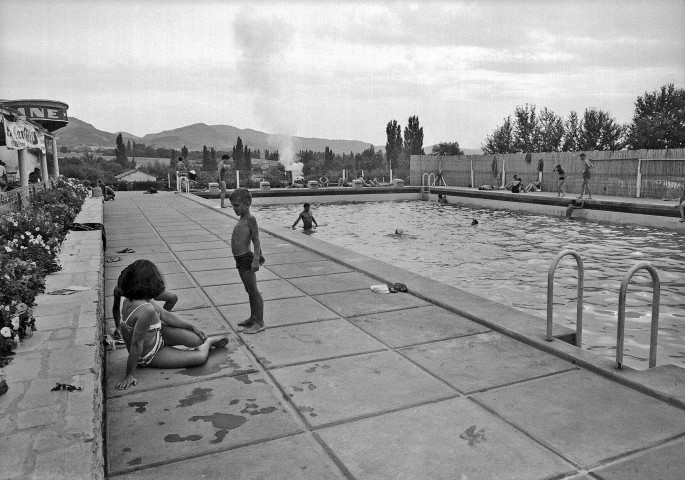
[119,260,165,300]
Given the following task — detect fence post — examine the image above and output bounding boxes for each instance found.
[636,159,642,198]
[501,158,506,188]
[470,158,474,188]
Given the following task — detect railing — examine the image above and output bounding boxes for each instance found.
[0,183,50,213]
[547,249,584,346]
[616,263,661,369]
[421,173,436,198]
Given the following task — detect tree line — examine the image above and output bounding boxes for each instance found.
[482,83,685,154]
[73,82,682,187]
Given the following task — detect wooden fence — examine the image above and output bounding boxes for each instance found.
[411,148,685,199]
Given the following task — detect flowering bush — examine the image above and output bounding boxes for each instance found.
[0,178,87,366]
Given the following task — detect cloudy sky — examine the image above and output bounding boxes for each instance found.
[1,0,683,149]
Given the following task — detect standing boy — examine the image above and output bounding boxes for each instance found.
[677,185,685,223]
[230,188,265,334]
[292,203,318,230]
[578,153,593,199]
[217,154,230,208]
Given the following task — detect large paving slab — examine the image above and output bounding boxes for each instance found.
[316,397,575,480]
[112,434,346,479]
[204,278,306,306]
[165,234,219,245]
[260,241,305,255]
[180,256,234,272]
[262,250,327,265]
[287,271,375,295]
[218,296,340,329]
[314,289,431,318]
[105,341,256,398]
[164,287,211,311]
[105,260,184,280]
[591,439,685,480]
[351,305,491,348]
[167,240,228,252]
[107,374,302,475]
[241,319,385,368]
[473,369,685,468]
[267,260,353,279]
[175,247,232,261]
[401,332,576,393]
[271,351,457,427]
[192,266,279,287]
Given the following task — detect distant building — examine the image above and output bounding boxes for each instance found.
[115,169,156,182]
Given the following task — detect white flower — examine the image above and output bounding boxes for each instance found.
[11,316,20,330]
[0,327,11,338]
[4,246,11,253]
[25,231,31,236]
[35,227,40,231]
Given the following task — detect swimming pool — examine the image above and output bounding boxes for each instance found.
[255,200,685,371]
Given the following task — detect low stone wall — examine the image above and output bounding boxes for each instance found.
[0,197,104,479]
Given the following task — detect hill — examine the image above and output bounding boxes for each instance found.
[58,118,377,155]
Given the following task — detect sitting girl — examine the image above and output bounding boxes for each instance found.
[116,260,228,390]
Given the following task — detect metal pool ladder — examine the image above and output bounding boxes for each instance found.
[421,173,436,198]
[616,263,661,370]
[547,249,584,346]
[546,251,662,369]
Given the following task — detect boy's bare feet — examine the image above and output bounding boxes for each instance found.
[237,319,254,327]
[243,323,265,334]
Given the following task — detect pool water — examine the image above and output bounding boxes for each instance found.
[255,201,685,370]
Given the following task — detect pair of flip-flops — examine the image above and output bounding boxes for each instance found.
[117,248,135,253]
[51,382,82,392]
[388,283,408,293]
[106,256,122,263]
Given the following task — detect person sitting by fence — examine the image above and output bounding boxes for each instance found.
[504,175,523,193]
[524,180,542,192]
[28,168,41,184]
[319,174,329,187]
[98,179,116,201]
[677,187,685,223]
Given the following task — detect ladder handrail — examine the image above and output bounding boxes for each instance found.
[616,262,660,369]
[547,249,584,346]
[421,173,436,194]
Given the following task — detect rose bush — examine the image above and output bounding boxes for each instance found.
[0,178,87,366]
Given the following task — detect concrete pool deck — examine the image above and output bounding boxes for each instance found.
[103,191,685,479]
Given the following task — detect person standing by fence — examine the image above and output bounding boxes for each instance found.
[217,154,230,208]
[553,164,566,197]
[677,186,685,223]
[578,153,593,199]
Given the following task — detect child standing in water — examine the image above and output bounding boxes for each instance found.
[292,203,318,230]
[230,188,266,334]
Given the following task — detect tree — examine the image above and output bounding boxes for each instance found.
[537,108,565,152]
[232,137,244,175]
[512,104,540,153]
[115,133,128,168]
[202,145,217,171]
[403,115,424,155]
[579,108,625,151]
[562,111,581,152]
[324,146,335,170]
[385,120,403,173]
[181,145,189,160]
[431,142,464,156]
[482,116,514,154]
[126,140,132,155]
[627,83,685,149]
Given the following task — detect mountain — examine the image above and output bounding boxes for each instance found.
[58,117,377,155]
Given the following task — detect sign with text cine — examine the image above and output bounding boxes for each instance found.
[15,106,68,122]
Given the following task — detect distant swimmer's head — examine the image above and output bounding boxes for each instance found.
[471,219,479,226]
[395,228,404,235]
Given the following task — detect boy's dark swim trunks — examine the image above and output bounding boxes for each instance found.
[234,252,266,271]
